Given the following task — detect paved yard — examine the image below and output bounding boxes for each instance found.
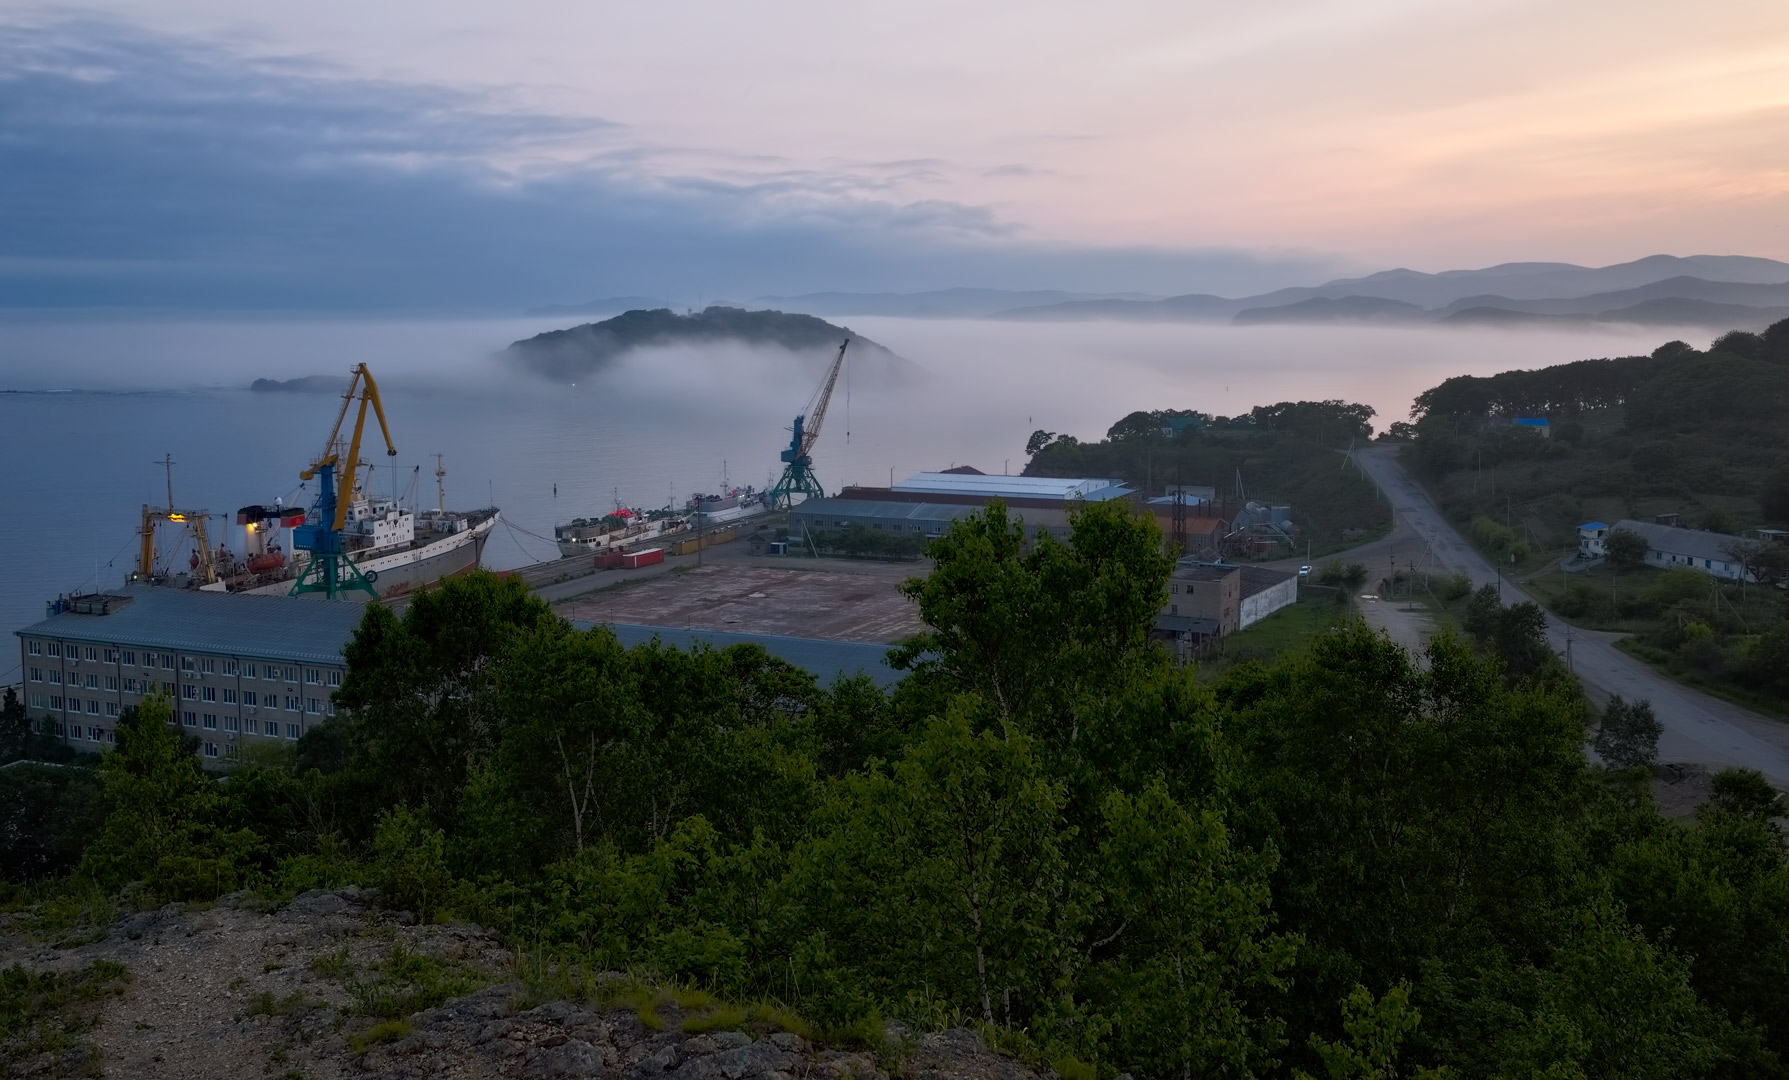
[555,562,926,644]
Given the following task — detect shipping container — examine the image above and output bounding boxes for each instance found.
[594,550,626,570]
[621,548,664,569]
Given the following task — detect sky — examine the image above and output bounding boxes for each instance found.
[4,1,1789,308]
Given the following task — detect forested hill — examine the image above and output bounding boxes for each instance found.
[1025,399,1388,550]
[505,306,900,382]
[1404,321,1789,531]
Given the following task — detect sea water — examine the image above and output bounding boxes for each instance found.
[0,311,1693,669]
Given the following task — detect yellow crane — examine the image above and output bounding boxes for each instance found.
[299,363,397,533]
[291,364,397,598]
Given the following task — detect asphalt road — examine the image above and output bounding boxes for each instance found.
[1352,444,1789,786]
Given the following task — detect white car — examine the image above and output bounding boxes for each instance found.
[1298,564,1311,578]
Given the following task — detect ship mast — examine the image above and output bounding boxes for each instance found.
[434,453,446,511]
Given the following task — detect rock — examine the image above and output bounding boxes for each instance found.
[285,890,348,917]
[389,910,417,926]
[526,1038,602,1077]
[710,1031,754,1050]
[476,1019,515,1044]
[767,1032,807,1053]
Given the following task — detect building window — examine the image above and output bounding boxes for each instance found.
[306,668,320,685]
[66,697,80,713]
[181,685,197,700]
[243,662,257,679]
[106,702,118,717]
[222,660,237,676]
[84,673,98,689]
[48,697,63,711]
[286,723,300,740]
[28,667,41,683]
[243,691,258,708]
[285,695,300,712]
[327,670,341,688]
[202,658,216,674]
[86,700,99,715]
[47,671,60,685]
[203,714,217,730]
[104,649,118,664]
[242,718,258,735]
[142,651,156,668]
[104,676,117,691]
[264,668,280,683]
[326,700,336,717]
[27,641,40,656]
[28,694,44,709]
[85,647,97,662]
[224,716,240,733]
[201,686,216,703]
[162,682,175,696]
[285,666,299,684]
[307,698,322,714]
[183,711,197,727]
[222,688,237,704]
[1171,605,1179,615]
[46,643,60,658]
[124,678,138,695]
[121,650,135,666]
[181,656,195,672]
[161,655,174,670]
[203,742,218,758]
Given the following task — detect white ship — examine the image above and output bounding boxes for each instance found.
[554,504,689,559]
[138,476,498,603]
[686,485,769,527]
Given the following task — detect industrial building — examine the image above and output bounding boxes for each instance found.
[1153,561,1300,659]
[790,470,1138,547]
[15,589,365,757]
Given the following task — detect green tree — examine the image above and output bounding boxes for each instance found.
[1606,528,1649,570]
[78,695,252,898]
[1298,983,1451,1080]
[1099,779,1294,1079]
[893,498,1172,750]
[0,688,28,764]
[795,703,1080,1028]
[1593,695,1661,771]
[326,571,557,832]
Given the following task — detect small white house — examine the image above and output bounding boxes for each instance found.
[1578,522,1609,559]
[1606,518,1750,582]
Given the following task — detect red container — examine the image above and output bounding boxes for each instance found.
[594,551,626,570]
[621,547,664,569]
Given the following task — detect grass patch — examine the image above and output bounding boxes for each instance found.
[1614,638,1789,722]
[345,944,488,1020]
[0,960,131,1071]
[349,1017,412,1054]
[308,948,353,981]
[682,1005,748,1033]
[1198,593,1350,677]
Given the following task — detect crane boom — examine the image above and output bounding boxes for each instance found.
[298,364,398,532]
[799,339,849,457]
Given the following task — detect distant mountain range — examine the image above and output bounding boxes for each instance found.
[506,306,901,382]
[995,255,1789,328]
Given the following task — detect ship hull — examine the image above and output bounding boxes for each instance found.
[244,513,498,601]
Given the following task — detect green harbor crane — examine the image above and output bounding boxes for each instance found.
[767,339,849,510]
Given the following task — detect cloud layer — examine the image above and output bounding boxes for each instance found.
[0,18,1343,309]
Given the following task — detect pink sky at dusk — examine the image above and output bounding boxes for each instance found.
[6,0,1789,304]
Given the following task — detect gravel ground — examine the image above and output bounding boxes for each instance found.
[0,889,1053,1080]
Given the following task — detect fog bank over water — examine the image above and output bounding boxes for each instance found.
[0,314,1699,653]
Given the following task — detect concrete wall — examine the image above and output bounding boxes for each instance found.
[1240,575,1298,629]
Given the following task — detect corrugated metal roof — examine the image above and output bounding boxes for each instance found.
[1610,519,1741,564]
[1239,566,1297,598]
[592,623,906,688]
[891,473,1130,501]
[792,499,1073,529]
[13,587,367,665]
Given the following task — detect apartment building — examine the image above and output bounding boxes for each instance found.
[15,588,365,760]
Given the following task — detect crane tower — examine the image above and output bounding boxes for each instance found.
[767,339,849,510]
[290,363,397,598]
